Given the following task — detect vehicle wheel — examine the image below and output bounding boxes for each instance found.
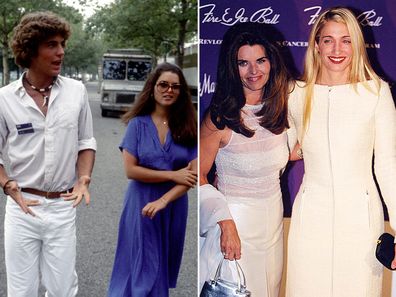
[101,109,108,117]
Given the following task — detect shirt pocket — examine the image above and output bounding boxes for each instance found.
[58,104,79,130]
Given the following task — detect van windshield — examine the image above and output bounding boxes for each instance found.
[103,60,126,80]
[127,61,152,81]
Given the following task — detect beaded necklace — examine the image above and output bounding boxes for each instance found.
[24,75,56,107]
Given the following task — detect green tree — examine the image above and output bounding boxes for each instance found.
[172,0,197,67]
[55,3,103,79]
[63,21,104,79]
[0,0,55,85]
[86,0,197,67]
[0,0,86,85]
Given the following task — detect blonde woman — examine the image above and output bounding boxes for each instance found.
[287,7,396,297]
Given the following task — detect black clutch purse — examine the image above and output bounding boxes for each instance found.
[376,233,396,270]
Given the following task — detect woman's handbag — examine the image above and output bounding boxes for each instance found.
[200,258,251,297]
[376,232,396,270]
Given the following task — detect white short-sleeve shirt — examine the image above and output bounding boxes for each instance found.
[0,74,97,191]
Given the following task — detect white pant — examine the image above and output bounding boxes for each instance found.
[4,193,78,297]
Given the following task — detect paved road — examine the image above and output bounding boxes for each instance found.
[0,81,197,296]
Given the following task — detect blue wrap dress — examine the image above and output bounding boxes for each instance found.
[108,115,197,297]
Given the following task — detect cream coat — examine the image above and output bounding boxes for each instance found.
[286,80,396,297]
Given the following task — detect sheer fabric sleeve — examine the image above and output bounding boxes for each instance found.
[200,183,232,237]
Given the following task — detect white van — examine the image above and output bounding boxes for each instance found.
[99,49,152,117]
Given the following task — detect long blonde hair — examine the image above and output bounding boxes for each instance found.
[302,7,380,133]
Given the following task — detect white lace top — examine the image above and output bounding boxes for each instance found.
[215,104,289,200]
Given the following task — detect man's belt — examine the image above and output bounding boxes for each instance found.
[21,188,73,199]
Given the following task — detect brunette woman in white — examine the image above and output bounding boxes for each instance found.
[200,23,293,297]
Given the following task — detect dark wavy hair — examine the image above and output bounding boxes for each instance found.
[11,11,71,69]
[122,62,197,146]
[209,23,292,136]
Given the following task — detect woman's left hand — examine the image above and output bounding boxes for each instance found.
[290,142,303,161]
[142,197,168,219]
[392,245,396,270]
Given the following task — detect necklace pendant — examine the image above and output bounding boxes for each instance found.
[42,95,49,107]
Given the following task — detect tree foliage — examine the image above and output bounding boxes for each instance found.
[0,0,101,85]
[0,0,197,84]
[86,0,197,67]
[0,0,60,85]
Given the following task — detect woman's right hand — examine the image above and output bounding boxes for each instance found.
[171,163,197,187]
[218,219,241,260]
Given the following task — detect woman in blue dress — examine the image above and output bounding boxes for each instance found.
[108,63,197,297]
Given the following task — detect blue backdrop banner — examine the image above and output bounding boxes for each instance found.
[199,0,396,216]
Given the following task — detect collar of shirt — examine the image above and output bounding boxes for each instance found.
[13,73,62,108]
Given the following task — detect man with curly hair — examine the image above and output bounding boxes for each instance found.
[0,11,96,297]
